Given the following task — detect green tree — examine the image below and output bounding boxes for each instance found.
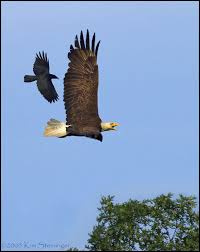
[86,194,199,251]
[66,248,80,251]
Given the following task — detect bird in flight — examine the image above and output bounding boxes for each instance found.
[44,30,119,142]
[24,52,59,103]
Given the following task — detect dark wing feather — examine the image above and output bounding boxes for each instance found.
[75,35,80,49]
[37,78,59,103]
[92,33,95,52]
[80,31,86,51]
[33,51,49,75]
[64,31,101,134]
[86,29,90,50]
[95,41,101,57]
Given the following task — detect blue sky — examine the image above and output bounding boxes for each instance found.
[2,1,199,250]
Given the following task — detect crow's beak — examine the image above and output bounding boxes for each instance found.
[50,74,59,79]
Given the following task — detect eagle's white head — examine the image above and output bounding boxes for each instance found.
[101,122,119,131]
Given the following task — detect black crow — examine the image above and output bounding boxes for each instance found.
[24,51,59,103]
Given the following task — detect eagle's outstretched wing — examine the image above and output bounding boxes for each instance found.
[64,30,101,133]
[33,51,49,75]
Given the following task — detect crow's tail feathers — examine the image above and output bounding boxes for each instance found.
[24,75,37,82]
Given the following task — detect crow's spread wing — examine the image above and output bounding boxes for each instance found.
[37,79,59,103]
[33,51,49,76]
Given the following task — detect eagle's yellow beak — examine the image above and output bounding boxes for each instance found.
[111,122,119,130]
[112,123,119,127]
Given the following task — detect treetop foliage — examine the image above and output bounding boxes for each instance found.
[67,193,199,251]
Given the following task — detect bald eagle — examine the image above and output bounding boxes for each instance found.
[24,52,59,103]
[44,30,119,142]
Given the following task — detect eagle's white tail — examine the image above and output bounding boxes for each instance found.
[44,119,70,137]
